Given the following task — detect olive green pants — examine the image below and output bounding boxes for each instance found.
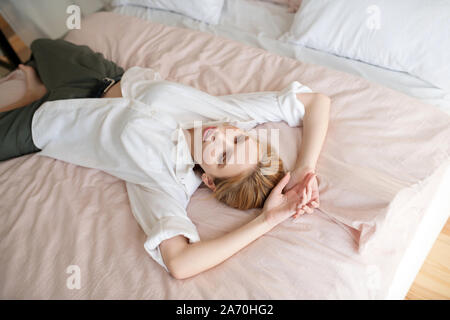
[0,38,124,161]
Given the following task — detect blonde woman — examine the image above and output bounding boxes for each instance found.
[0,39,330,279]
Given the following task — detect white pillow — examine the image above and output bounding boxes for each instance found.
[111,0,225,25]
[283,0,450,91]
[250,0,302,13]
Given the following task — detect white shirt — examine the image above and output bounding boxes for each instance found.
[31,66,313,273]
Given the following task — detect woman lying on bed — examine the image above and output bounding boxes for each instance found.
[0,39,330,279]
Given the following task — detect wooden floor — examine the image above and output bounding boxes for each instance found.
[406,218,450,300]
[1,14,449,301]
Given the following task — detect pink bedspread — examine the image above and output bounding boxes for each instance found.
[1,12,449,299]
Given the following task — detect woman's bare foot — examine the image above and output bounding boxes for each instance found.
[0,65,48,112]
[18,64,47,101]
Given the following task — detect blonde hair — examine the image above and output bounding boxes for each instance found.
[209,144,284,210]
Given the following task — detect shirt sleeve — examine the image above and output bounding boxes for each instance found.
[31,97,161,184]
[217,81,314,127]
[125,181,200,274]
[121,66,163,99]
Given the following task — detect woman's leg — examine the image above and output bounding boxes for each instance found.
[0,64,48,112]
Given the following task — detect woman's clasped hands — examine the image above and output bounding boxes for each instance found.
[261,168,320,228]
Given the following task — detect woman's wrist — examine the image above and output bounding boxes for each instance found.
[256,211,276,233]
[295,163,315,174]
[294,156,316,173]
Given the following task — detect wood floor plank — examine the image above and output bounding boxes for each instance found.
[406,218,450,300]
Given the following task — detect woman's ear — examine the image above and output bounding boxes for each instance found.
[201,173,216,192]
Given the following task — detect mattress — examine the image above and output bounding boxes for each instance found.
[109,2,450,299]
[111,0,450,114]
[0,11,449,299]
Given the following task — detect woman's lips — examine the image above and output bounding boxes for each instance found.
[202,126,216,142]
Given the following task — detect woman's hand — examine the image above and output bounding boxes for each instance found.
[284,166,320,220]
[261,172,315,229]
[284,166,314,191]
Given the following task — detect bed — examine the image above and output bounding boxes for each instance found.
[110,0,450,115]
[0,1,449,299]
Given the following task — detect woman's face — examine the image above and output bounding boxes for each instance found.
[195,124,260,179]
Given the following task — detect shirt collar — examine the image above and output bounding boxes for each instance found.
[171,127,202,197]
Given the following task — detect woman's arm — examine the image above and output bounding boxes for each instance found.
[296,93,331,171]
[160,172,313,280]
[285,93,331,191]
[160,213,271,280]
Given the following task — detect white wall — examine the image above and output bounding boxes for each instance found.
[0,0,110,46]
